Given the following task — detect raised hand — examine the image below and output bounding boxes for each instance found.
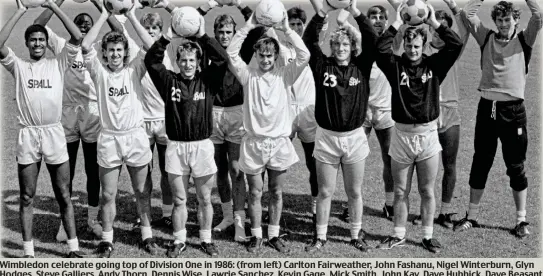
[245,12,259,30]
[41,0,56,9]
[151,0,170,8]
[195,15,206,37]
[16,0,27,10]
[273,12,289,32]
[337,8,350,26]
[346,0,360,16]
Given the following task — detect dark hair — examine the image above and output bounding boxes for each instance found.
[140,12,163,30]
[253,36,280,55]
[74,13,94,26]
[24,24,49,43]
[214,14,236,32]
[287,7,307,23]
[404,27,427,46]
[101,31,130,65]
[367,5,388,20]
[434,10,453,28]
[176,40,203,61]
[491,1,521,21]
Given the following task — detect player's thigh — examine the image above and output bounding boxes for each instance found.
[99,166,121,200]
[315,161,339,197]
[415,154,440,193]
[391,159,415,196]
[342,159,366,197]
[168,173,190,204]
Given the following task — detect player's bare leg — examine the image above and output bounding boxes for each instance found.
[246,173,264,253]
[56,141,80,242]
[97,166,120,257]
[213,143,234,232]
[194,174,218,256]
[416,154,442,252]
[227,142,247,242]
[18,162,40,257]
[376,127,394,218]
[343,159,370,252]
[167,173,190,258]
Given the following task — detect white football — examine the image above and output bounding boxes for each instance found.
[326,0,352,9]
[400,0,429,26]
[254,0,285,27]
[171,6,201,37]
[104,0,135,15]
[21,0,46,8]
[73,0,88,3]
[139,0,157,7]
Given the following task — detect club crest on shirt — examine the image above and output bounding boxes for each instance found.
[27,79,52,88]
[421,70,433,83]
[349,77,360,86]
[193,91,206,101]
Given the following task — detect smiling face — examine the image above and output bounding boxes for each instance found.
[494,14,518,38]
[369,13,387,35]
[331,37,352,65]
[256,49,277,72]
[103,42,126,70]
[26,32,47,61]
[177,51,199,79]
[215,24,234,48]
[74,14,93,37]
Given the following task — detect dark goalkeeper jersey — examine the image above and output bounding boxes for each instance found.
[376,25,463,124]
[303,13,378,132]
[144,35,227,142]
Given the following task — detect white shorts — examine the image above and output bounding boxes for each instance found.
[313,126,370,165]
[62,102,101,143]
[17,123,69,165]
[210,106,245,144]
[145,119,169,145]
[363,105,394,130]
[239,136,299,175]
[437,105,461,133]
[290,104,317,143]
[389,121,442,164]
[165,139,217,178]
[97,127,152,168]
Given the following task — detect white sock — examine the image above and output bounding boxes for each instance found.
[440,202,452,215]
[467,203,480,220]
[393,227,406,239]
[199,229,212,243]
[88,206,99,223]
[311,197,317,214]
[268,225,280,239]
[102,230,113,243]
[23,240,34,257]
[250,227,262,239]
[316,224,328,240]
[140,226,153,241]
[350,222,362,240]
[385,192,394,207]
[162,204,173,217]
[67,238,79,252]
[173,229,187,244]
[422,226,433,240]
[516,210,526,224]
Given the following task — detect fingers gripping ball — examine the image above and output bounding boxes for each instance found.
[171,6,201,37]
[400,0,429,26]
[254,0,285,27]
[104,0,135,15]
[326,0,352,9]
[21,0,46,8]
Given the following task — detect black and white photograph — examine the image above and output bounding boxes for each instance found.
[0,0,540,259]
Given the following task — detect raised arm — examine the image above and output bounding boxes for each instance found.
[445,0,470,56]
[125,3,154,50]
[33,0,63,26]
[375,6,402,78]
[523,0,543,46]
[386,0,402,12]
[42,0,83,45]
[82,6,109,54]
[0,0,27,59]
[144,35,173,99]
[90,0,124,32]
[303,0,332,71]
[226,15,257,85]
[460,0,491,46]
[350,0,378,71]
[426,5,463,82]
[274,14,310,84]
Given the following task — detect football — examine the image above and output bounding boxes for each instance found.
[73,0,88,3]
[326,0,352,9]
[171,6,201,37]
[139,0,156,7]
[21,0,46,8]
[104,0,135,15]
[254,0,285,27]
[400,0,429,26]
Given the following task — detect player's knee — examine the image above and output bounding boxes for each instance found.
[197,192,212,206]
[318,187,333,199]
[20,193,34,207]
[507,163,528,191]
[418,186,435,200]
[268,188,282,201]
[101,189,116,203]
[394,188,408,201]
[249,188,263,200]
[173,195,187,207]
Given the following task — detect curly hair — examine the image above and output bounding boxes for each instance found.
[404,27,427,46]
[24,24,49,44]
[140,12,163,31]
[329,26,361,57]
[101,31,130,65]
[491,1,521,21]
